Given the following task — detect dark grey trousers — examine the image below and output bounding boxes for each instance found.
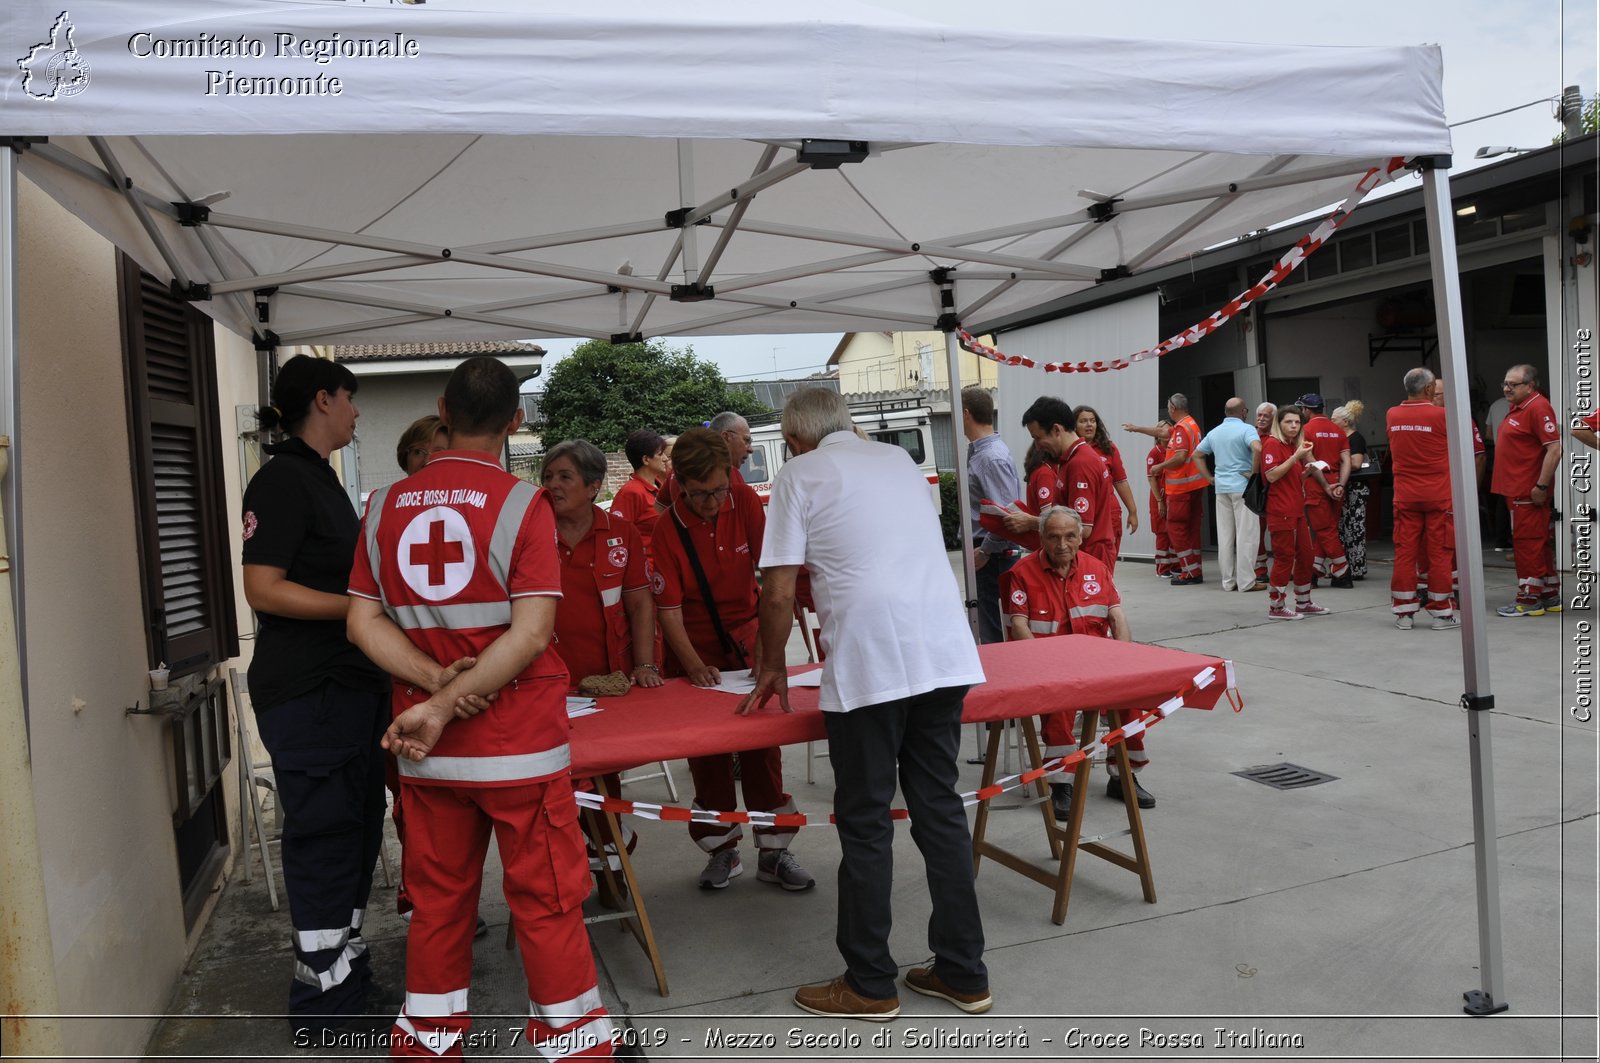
[822,684,988,999]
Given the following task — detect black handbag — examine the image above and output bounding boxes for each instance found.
[1242,472,1268,516]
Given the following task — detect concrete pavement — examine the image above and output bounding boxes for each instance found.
[146,552,1596,1061]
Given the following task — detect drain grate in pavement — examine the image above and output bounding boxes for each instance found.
[1231,762,1339,789]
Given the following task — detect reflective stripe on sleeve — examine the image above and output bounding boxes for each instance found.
[1068,605,1109,620]
[1027,619,1058,634]
[397,744,571,783]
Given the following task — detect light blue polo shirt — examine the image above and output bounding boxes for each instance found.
[1194,417,1260,494]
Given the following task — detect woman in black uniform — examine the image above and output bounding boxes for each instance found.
[240,355,391,1029]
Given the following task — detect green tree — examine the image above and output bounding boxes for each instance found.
[539,339,769,451]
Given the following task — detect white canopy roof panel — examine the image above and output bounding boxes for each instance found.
[1,1,1451,345]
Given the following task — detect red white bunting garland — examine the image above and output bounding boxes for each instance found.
[573,662,1242,828]
[956,156,1411,374]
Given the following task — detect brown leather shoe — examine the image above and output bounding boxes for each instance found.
[904,965,993,1014]
[793,976,900,1021]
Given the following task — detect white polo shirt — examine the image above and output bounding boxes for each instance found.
[761,431,985,712]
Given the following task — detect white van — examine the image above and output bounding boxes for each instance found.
[739,400,942,511]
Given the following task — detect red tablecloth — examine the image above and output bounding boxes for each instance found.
[569,637,1231,777]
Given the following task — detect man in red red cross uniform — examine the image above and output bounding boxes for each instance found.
[347,357,614,1061]
[1296,393,1352,587]
[1000,506,1151,814]
[1386,367,1456,629]
[1492,363,1563,616]
[1004,395,1117,575]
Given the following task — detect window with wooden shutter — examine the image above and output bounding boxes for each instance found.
[119,255,239,676]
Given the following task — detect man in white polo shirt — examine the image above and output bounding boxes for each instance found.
[741,388,991,1023]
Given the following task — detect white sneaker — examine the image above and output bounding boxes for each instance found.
[1394,615,1414,630]
[1430,614,1460,630]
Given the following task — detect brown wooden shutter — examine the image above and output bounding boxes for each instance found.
[119,255,239,676]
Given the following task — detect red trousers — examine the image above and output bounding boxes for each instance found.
[1150,495,1175,575]
[687,747,798,852]
[1040,708,1147,778]
[392,778,613,1060]
[1509,496,1559,605]
[1165,490,1203,578]
[1256,524,1270,582]
[1267,515,1314,612]
[1305,492,1348,578]
[1391,503,1454,617]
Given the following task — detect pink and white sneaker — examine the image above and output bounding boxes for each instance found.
[1267,608,1302,621]
[1296,604,1331,616]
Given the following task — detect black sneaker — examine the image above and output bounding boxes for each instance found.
[1049,782,1074,819]
[1329,574,1354,588]
[1105,774,1156,809]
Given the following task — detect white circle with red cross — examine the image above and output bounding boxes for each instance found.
[398,506,476,601]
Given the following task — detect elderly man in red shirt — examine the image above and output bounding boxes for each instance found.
[1001,506,1151,813]
[1493,364,1563,616]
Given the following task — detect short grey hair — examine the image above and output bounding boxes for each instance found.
[781,388,854,446]
[1038,505,1083,536]
[543,438,608,486]
[709,411,748,434]
[1255,401,1277,419]
[1403,366,1436,398]
[1510,363,1539,388]
[1167,392,1189,413]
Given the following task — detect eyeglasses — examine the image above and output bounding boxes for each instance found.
[685,486,731,505]
[1501,379,1530,391]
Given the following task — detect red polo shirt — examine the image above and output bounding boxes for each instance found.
[554,507,648,684]
[1386,399,1450,506]
[1259,437,1307,521]
[648,478,764,667]
[1492,392,1561,497]
[1145,443,1164,508]
[1001,549,1119,639]
[608,473,662,554]
[1058,439,1115,556]
[1303,415,1349,481]
[1025,461,1063,514]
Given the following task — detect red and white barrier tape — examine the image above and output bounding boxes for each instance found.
[573,663,1242,827]
[955,157,1411,374]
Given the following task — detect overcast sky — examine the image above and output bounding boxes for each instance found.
[529,1,1596,388]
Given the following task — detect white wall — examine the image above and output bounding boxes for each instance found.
[994,294,1161,558]
[18,177,189,1057]
[17,175,262,1061]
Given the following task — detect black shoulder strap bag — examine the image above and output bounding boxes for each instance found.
[671,508,749,669]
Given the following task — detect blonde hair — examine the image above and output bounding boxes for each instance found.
[1331,400,1365,428]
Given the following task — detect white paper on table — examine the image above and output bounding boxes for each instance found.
[565,696,600,718]
[704,668,824,695]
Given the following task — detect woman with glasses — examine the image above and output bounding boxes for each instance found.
[395,414,449,476]
[648,427,813,893]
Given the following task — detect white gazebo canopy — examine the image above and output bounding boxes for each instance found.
[3,0,1512,1021]
[1,0,1448,347]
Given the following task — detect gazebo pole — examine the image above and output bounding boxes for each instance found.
[1420,157,1509,1016]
